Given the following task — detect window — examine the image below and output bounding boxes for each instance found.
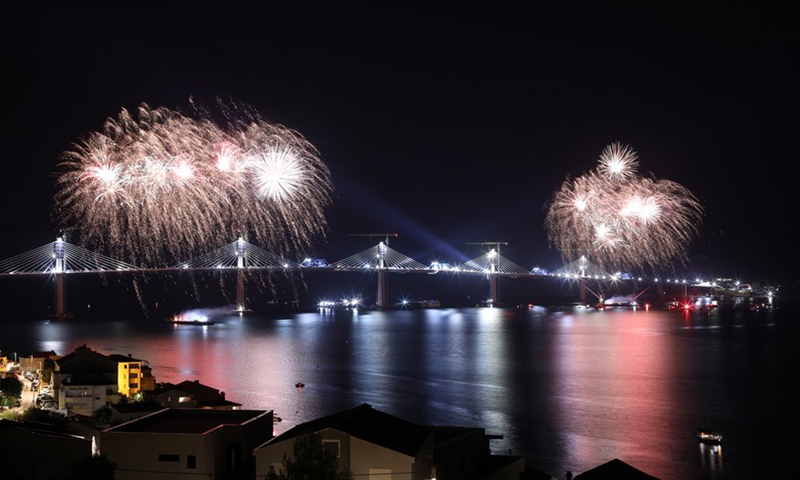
[187,455,196,469]
[322,439,340,458]
[158,454,179,462]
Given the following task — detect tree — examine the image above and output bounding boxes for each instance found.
[267,433,353,480]
[0,375,23,399]
[93,405,113,424]
[22,405,69,425]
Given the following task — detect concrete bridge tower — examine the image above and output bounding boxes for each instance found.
[54,237,67,318]
[236,237,247,312]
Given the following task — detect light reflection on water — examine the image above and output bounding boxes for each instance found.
[4,305,795,479]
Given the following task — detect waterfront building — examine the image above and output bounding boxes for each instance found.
[101,408,274,480]
[53,345,120,416]
[0,418,94,480]
[107,353,146,397]
[255,403,435,480]
[154,379,242,410]
[18,349,58,373]
[254,403,526,480]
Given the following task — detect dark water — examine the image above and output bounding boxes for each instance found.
[2,301,797,479]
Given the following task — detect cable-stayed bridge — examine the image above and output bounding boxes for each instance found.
[0,236,725,318]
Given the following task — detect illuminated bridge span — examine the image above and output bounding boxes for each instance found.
[0,237,723,318]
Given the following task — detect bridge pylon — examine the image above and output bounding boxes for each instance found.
[348,233,398,309]
[236,237,247,312]
[53,237,68,319]
[466,242,508,305]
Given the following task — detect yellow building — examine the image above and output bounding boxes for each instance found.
[108,353,147,397]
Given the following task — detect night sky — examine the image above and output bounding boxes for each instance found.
[2,6,797,285]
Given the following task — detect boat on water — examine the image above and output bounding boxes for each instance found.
[696,426,723,444]
[397,299,442,309]
[168,315,215,326]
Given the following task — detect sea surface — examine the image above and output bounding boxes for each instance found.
[2,301,797,479]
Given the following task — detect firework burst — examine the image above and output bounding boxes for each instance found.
[54,100,333,268]
[545,143,703,273]
[597,141,639,180]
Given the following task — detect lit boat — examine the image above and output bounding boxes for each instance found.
[696,426,722,444]
[398,299,442,309]
[168,315,215,326]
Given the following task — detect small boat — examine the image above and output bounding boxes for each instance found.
[696,426,722,444]
[295,382,305,388]
[168,315,215,326]
[397,299,442,309]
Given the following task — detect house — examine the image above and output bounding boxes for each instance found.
[0,418,94,480]
[18,349,59,373]
[101,407,274,480]
[139,361,157,391]
[428,425,525,480]
[107,353,149,397]
[52,345,120,415]
[154,379,242,410]
[255,403,435,480]
[255,403,526,480]
[52,346,163,416]
[573,458,659,479]
[108,401,165,425]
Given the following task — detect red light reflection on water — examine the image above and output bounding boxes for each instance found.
[553,308,678,475]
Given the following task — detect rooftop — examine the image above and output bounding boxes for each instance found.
[104,408,271,435]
